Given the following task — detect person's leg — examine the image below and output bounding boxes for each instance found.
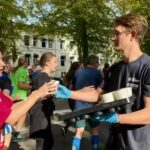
[90,120,100,150]
[36,139,44,150]
[36,138,53,150]
[12,113,27,141]
[4,124,12,150]
[72,119,86,150]
[72,136,82,150]
[91,127,100,150]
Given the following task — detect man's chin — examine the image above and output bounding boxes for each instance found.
[114,47,123,52]
[115,48,120,52]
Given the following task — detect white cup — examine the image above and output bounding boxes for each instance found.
[101,92,115,103]
[50,80,59,94]
[50,80,59,85]
[113,87,132,100]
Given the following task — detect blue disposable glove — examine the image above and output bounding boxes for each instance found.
[56,84,71,100]
[93,112,119,124]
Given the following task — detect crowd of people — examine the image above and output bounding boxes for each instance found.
[0,12,150,150]
[0,51,54,150]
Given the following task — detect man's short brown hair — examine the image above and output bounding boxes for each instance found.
[115,13,148,44]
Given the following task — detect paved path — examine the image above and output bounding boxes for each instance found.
[10,100,110,150]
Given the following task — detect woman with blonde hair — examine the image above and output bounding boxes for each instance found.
[30,52,57,150]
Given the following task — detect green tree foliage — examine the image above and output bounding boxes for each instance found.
[0,0,26,60]
[1,0,150,62]
[28,0,150,63]
[26,0,114,63]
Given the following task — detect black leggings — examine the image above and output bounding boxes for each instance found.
[36,138,53,150]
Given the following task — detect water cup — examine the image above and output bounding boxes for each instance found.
[49,80,59,94]
[101,92,115,103]
[113,87,132,100]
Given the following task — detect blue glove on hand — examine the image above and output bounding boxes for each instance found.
[56,84,71,100]
[93,112,119,124]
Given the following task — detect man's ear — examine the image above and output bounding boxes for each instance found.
[131,31,137,38]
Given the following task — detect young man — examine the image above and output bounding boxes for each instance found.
[71,55,103,150]
[56,13,150,150]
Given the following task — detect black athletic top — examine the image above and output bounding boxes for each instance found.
[30,72,55,140]
[0,73,12,92]
[103,54,150,150]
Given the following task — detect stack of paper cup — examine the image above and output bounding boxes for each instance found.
[101,87,132,103]
[101,92,115,103]
[113,87,132,100]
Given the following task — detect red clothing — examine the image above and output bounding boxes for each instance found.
[0,91,13,150]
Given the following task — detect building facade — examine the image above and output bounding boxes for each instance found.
[16,33,78,78]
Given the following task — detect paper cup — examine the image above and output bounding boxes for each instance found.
[50,80,59,85]
[50,80,59,94]
[113,87,132,100]
[101,92,115,103]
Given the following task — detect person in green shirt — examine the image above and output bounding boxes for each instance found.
[11,56,31,141]
[11,60,31,100]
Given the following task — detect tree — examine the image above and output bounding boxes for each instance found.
[0,0,26,61]
[25,0,114,63]
[1,0,150,62]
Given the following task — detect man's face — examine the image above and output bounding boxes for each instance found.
[23,58,29,68]
[5,62,12,72]
[112,25,131,52]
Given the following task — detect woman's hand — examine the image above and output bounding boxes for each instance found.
[32,82,58,100]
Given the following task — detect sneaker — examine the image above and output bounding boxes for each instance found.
[20,126,29,133]
[12,133,24,142]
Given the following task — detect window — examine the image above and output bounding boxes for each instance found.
[33,54,39,65]
[60,56,66,66]
[24,35,30,46]
[48,40,53,48]
[60,40,65,49]
[33,36,38,47]
[70,40,76,47]
[70,56,74,64]
[41,38,47,47]
[25,54,31,65]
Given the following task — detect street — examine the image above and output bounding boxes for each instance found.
[10,99,110,150]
